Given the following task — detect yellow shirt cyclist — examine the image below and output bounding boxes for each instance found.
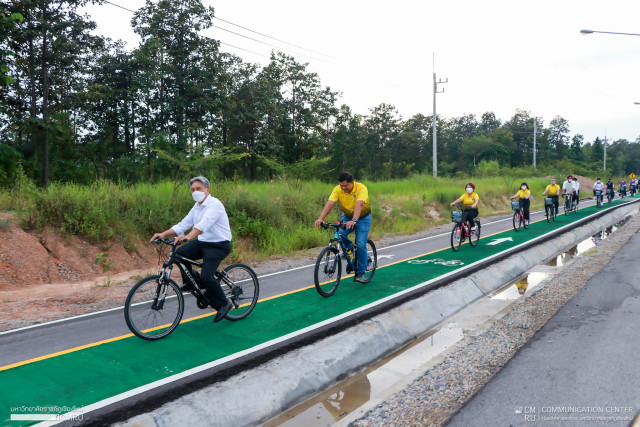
[510,183,531,223]
[542,179,561,216]
[450,183,480,229]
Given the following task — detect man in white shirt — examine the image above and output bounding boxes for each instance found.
[561,175,575,198]
[150,176,233,323]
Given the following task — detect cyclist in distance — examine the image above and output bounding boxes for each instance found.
[314,172,371,283]
[606,178,615,199]
[149,176,233,323]
[572,177,580,206]
[561,175,575,201]
[450,183,480,231]
[542,177,561,215]
[619,179,627,197]
[510,182,531,226]
[593,177,604,196]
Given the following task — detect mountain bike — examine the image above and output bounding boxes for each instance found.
[450,205,481,252]
[124,238,259,340]
[314,222,377,297]
[544,197,557,222]
[606,188,614,203]
[511,199,528,231]
[563,194,578,215]
[594,189,603,208]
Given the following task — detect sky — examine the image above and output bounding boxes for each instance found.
[82,0,640,144]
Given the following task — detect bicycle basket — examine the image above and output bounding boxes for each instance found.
[595,190,602,196]
[544,197,553,205]
[451,211,462,223]
[511,201,520,210]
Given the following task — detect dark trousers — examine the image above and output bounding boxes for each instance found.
[176,240,231,309]
[462,209,478,228]
[519,198,530,220]
[549,195,559,214]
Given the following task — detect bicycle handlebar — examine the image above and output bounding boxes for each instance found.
[153,237,187,246]
[321,222,347,230]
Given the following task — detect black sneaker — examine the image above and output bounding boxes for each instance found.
[214,300,233,323]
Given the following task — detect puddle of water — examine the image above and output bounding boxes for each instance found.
[264,325,464,426]
[490,271,549,300]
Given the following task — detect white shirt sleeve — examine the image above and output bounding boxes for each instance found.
[171,204,197,236]
[193,199,225,233]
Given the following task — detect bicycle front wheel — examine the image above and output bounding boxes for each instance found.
[220,263,259,321]
[124,275,184,340]
[314,246,342,297]
[513,211,522,231]
[564,199,570,215]
[360,239,377,283]
[451,223,463,252]
[545,206,551,223]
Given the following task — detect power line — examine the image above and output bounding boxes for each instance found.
[101,0,333,63]
[209,25,333,63]
[212,16,334,59]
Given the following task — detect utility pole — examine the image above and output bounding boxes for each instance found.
[603,133,608,172]
[432,54,447,178]
[533,119,537,169]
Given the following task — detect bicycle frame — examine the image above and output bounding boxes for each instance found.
[329,226,357,271]
[155,239,208,302]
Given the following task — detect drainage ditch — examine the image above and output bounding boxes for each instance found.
[266,212,636,427]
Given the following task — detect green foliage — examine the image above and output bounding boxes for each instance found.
[95,253,114,273]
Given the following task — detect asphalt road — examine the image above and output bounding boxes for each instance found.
[448,222,640,426]
[0,198,603,367]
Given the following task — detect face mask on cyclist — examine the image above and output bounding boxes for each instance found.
[466,187,473,194]
[521,186,526,190]
[192,191,206,203]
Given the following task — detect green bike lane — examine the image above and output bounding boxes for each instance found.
[2,198,636,425]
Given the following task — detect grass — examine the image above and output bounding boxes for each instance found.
[0,173,618,264]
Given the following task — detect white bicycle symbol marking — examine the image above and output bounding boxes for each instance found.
[408,258,464,266]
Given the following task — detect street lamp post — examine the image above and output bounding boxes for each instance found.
[432,70,447,178]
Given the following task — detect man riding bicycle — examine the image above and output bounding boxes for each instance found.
[150,176,233,323]
[542,177,561,215]
[314,172,371,283]
[561,175,576,208]
[593,178,604,200]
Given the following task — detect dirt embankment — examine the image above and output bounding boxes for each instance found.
[0,213,157,331]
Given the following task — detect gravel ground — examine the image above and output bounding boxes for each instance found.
[348,212,640,427]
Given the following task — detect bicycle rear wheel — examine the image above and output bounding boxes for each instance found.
[512,211,522,231]
[359,239,377,283]
[314,245,342,297]
[221,263,260,321]
[451,223,463,252]
[124,275,184,340]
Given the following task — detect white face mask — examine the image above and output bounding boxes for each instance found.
[521,186,526,190]
[466,187,473,194]
[192,191,206,203]
[567,179,572,183]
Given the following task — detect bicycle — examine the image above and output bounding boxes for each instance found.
[124,238,259,340]
[314,222,377,297]
[511,198,528,231]
[594,189,603,208]
[620,186,627,199]
[544,197,557,222]
[450,205,481,252]
[630,185,636,197]
[563,194,578,215]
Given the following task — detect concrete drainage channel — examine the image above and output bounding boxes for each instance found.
[117,201,640,427]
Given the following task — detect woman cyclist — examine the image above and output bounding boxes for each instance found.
[510,182,531,226]
[619,179,627,198]
[450,183,480,231]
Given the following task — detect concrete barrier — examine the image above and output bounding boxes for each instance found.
[116,202,639,427]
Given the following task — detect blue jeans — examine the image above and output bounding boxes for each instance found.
[338,213,372,276]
